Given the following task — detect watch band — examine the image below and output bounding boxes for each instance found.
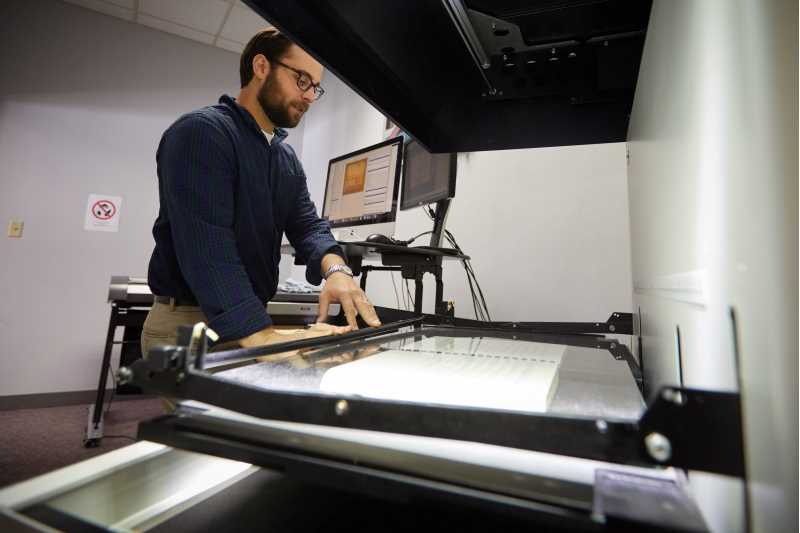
[324,263,353,279]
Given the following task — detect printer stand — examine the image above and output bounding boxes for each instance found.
[85,301,148,448]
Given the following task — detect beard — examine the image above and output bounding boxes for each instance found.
[257,71,307,128]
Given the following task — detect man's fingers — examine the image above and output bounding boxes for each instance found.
[340,295,359,330]
[316,291,331,324]
[353,291,381,327]
[308,323,352,335]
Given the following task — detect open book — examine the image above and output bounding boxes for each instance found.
[320,336,565,413]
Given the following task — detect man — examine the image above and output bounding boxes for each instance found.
[141,29,380,356]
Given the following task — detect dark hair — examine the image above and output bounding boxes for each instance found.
[239,29,293,88]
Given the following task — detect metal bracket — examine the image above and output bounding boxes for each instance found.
[441,0,496,95]
[428,312,633,337]
[639,386,745,478]
[122,317,425,384]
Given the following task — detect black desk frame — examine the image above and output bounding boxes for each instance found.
[342,242,465,316]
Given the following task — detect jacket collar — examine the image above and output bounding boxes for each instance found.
[219,94,288,146]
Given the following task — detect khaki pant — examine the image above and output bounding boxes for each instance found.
[141,301,327,411]
[141,300,239,358]
[141,300,242,413]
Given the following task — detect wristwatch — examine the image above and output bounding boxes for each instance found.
[323,263,354,279]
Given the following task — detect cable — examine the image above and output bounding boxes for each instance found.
[404,280,415,310]
[398,230,433,246]
[422,204,491,321]
[444,227,490,321]
[104,365,118,418]
[390,272,401,309]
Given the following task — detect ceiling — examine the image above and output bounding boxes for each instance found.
[61,0,272,54]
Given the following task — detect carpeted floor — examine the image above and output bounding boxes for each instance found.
[0,397,163,488]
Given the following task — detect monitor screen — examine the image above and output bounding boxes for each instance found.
[322,137,403,228]
[400,140,457,211]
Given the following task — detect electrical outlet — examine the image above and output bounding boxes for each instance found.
[7,219,23,238]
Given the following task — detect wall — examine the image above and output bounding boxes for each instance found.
[627,1,797,532]
[0,0,303,397]
[296,68,634,329]
[294,74,387,221]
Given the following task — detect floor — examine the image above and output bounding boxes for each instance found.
[0,397,163,488]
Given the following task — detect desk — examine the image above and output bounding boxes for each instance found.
[285,241,469,315]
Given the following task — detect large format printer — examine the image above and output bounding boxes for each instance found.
[1,2,795,532]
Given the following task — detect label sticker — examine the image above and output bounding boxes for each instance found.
[84,194,123,232]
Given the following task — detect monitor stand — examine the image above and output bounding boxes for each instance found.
[428,199,451,248]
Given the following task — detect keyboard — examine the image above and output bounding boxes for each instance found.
[272,291,320,303]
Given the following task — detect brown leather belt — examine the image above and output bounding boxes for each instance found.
[154,295,198,306]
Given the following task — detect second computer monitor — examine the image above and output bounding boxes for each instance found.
[400,140,457,211]
[322,137,403,240]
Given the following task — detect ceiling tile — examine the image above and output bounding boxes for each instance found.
[217,38,245,54]
[138,13,215,45]
[139,0,230,35]
[62,0,134,21]
[220,6,271,44]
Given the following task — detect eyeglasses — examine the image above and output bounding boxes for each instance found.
[272,60,325,101]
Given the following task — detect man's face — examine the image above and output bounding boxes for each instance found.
[256,45,323,128]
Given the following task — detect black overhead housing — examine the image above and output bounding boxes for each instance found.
[245,0,652,153]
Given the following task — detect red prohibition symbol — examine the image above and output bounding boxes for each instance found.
[91,200,117,220]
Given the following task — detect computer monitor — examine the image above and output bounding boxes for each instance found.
[322,137,403,241]
[400,140,457,211]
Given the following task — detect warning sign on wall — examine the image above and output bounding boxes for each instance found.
[84,194,123,232]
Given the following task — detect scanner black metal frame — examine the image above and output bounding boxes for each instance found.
[367,306,643,390]
[123,312,745,479]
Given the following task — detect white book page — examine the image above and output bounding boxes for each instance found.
[320,338,565,413]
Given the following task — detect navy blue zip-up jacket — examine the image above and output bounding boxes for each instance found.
[147,95,344,342]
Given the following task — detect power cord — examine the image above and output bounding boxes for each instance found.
[404,280,415,310]
[391,231,433,246]
[104,364,118,418]
[423,205,491,321]
[390,271,402,310]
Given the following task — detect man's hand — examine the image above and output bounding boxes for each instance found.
[318,274,381,330]
[239,323,350,348]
